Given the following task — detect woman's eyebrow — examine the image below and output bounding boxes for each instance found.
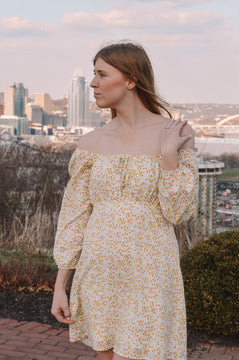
[94,69,108,74]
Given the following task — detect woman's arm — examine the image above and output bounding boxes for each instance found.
[51,269,75,324]
[157,120,198,225]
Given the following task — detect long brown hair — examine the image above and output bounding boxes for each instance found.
[93,41,173,119]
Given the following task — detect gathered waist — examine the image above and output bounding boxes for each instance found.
[88,198,172,231]
[92,198,160,212]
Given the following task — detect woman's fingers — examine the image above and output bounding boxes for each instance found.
[180,133,192,146]
[57,314,75,324]
[61,317,75,324]
[165,118,175,129]
[51,306,75,324]
[165,118,187,130]
[165,118,183,128]
[62,305,71,318]
[54,311,75,324]
[162,117,193,153]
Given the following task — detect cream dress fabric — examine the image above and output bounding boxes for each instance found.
[53,147,199,360]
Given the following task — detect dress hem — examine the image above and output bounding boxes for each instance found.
[69,335,114,351]
[69,335,186,360]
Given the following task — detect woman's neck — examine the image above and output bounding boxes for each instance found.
[112,95,154,135]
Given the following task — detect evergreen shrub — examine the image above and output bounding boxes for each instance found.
[180,230,239,336]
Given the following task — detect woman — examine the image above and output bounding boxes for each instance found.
[51,41,199,360]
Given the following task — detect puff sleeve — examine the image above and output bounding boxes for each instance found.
[53,148,93,269]
[157,148,199,225]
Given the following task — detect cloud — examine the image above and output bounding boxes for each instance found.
[0,41,24,50]
[159,11,224,34]
[0,17,50,37]
[60,8,225,35]
[61,10,128,30]
[141,33,203,48]
[130,0,213,6]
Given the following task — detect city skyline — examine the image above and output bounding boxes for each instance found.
[0,0,239,104]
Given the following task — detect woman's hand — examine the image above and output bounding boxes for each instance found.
[51,287,75,324]
[161,118,193,156]
[51,269,75,324]
[160,117,194,171]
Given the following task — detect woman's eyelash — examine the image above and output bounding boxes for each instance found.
[93,71,105,77]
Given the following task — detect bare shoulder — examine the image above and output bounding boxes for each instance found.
[151,114,172,130]
[153,114,193,132]
[76,120,119,153]
[154,114,170,127]
[76,127,104,152]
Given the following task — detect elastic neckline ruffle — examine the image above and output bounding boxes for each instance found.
[75,147,195,158]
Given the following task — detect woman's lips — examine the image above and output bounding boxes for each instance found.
[94,93,101,97]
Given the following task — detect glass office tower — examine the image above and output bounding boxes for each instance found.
[14,83,26,117]
[68,68,90,128]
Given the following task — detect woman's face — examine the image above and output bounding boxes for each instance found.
[90,58,129,108]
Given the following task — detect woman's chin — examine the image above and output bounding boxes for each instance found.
[95,100,110,109]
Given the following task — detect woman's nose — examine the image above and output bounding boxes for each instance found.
[90,76,97,88]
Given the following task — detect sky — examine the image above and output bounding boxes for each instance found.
[0,0,238,104]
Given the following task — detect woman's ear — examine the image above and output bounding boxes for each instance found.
[127,75,137,90]
[127,81,136,90]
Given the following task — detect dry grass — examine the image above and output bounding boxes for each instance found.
[1,186,61,251]
[0,189,60,292]
[1,207,58,251]
[175,220,204,258]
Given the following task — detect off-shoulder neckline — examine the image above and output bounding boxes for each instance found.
[75,146,195,157]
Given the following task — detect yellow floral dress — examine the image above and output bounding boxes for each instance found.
[53,147,199,360]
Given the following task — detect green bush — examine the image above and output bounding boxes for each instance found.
[180,230,239,336]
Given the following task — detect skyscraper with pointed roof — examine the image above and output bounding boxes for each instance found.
[68,68,89,128]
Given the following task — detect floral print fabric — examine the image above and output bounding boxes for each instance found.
[53,147,199,360]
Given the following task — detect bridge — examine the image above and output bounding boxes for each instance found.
[216,114,239,126]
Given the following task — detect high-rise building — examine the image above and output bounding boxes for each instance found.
[0,92,4,116]
[25,104,43,124]
[195,158,224,240]
[34,93,54,114]
[68,68,90,128]
[4,86,15,115]
[0,93,4,106]
[4,83,28,117]
[14,83,26,117]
